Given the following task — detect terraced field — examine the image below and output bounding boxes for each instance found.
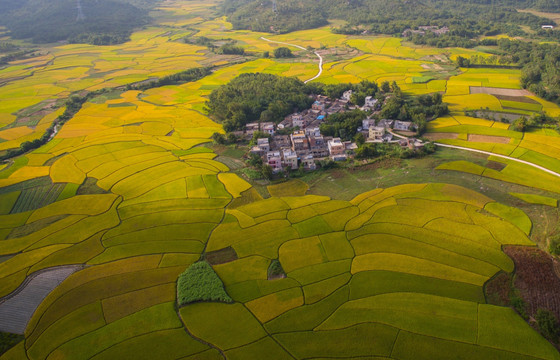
[0,0,559,359]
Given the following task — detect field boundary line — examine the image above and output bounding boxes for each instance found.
[260,37,323,83]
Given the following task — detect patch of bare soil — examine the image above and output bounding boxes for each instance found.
[495,95,540,104]
[468,134,511,144]
[470,86,532,97]
[504,246,560,320]
[486,160,507,171]
[423,133,458,140]
[205,246,238,265]
[485,271,513,306]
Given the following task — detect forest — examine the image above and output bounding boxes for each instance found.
[0,0,150,44]
[221,0,556,35]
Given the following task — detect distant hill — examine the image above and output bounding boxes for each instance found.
[0,0,151,45]
[221,0,559,35]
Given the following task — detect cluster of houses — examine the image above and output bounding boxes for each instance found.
[243,91,424,174]
[402,26,450,37]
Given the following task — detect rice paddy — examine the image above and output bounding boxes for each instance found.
[0,0,558,359]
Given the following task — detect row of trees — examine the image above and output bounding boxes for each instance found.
[128,67,213,91]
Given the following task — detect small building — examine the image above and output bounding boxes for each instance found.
[364,96,378,108]
[301,154,316,170]
[368,126,385,140]
[542,25,554,29]
[266,151,283,173]
[291,130,309,151]
[328,137,346,159]
[317,115,325,122]
[393,120,413,132]
[245,122,260,137]
[282,149,298,170]
[272,135,291,149]
[292,114,308,128]
[309,136,329,158]
[344,141,358,155]
[257,138,270,152]
[312,101,325,112]
[305,127,321,138]
[260,122,275,135]
[378,119,394,129]
[362,118,375,130]
[250,145,266,157]
[342,90,353,102]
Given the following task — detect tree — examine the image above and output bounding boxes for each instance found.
[512,117,528,132]
[536,309,560,342]
[248,153,263,168]
[456,55,470,68]
[274,47,293,58]
[380,81,391,93]
[263,51,269,58]
[261,164,273,180]
[355,143,376,159]
[354,132,365,147]
[211,132,226,144]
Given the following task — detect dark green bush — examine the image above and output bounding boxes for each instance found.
[177,261,232,306]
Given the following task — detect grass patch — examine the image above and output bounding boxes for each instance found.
[510,192,558,207]
[177,261,233,306]
[0,332,24,356]
[268,179,309,197]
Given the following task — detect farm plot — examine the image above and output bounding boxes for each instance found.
[196,183,555,359]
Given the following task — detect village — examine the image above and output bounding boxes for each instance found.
[236,90,426,173]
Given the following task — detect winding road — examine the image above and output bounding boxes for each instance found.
[260,37,323,83]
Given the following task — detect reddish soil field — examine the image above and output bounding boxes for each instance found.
[504,246,560,320]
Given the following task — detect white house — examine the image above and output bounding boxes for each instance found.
[368,126,385,140]
[393,120,413,131]
[282,149,298,170]
[302,154,316,170]
[342,90,353,101]
[364,96,377,108]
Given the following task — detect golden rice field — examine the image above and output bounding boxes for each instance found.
[0,1,560,359]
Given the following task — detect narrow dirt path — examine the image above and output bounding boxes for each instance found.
[260,36,323,83]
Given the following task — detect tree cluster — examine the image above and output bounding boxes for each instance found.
[206,73,315,132]
[129,67,213,91]
[274,47,293,58]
